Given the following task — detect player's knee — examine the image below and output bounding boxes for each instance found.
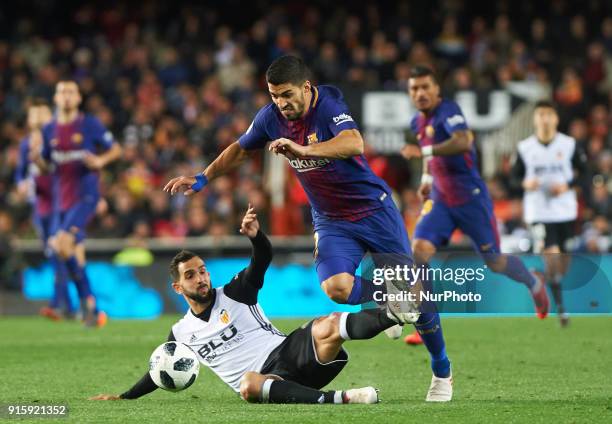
[485,255,506,273]
[412,239,436,264]
[312,313,341,342]
[321,283,350,304]
[321,275,354,304]
[543,245,561,254]
[239,372,263,403]
[48,236,60,254]
[53,234,69,258]
[54,232,76,259]
[75,243,86,265]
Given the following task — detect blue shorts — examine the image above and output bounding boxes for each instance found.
[51,199,97,243]
[33,214,53,248]
[313,197,413,282]
[414,193,500,255]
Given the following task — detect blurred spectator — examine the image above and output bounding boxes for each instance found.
[565,15,589,67]
[0,211,22,290]
[555,67,583,107]
[434,16,467,66]
[0,0,608,248]
[530,19,554,71]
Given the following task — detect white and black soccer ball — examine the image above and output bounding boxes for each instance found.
[149,342,200,392]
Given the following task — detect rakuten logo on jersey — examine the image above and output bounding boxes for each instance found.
[51,150,87,164]
[332,113,354,125]
[287,157,331,172]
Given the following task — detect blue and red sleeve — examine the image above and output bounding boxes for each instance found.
[15,138,29,184]
[440,101,469,135]
[41,123,53,162]
[88,115,114,151]
[320,97,359,137]
[238,105,273,151]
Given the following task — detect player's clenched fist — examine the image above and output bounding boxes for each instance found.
[401,144,422,160]
[239,204,260,238]
[163,174,208,196]
[522,178,539,191]
[269,138,308,159]
[418,182,431,201]
[549,182,569,196]
[82,152,106,170]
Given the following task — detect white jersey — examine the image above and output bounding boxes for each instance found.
[516,132,579,224]
[171,286,285,392]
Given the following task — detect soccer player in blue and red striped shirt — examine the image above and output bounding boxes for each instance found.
[401,65,550,345]
[34,80,122,327]
[15,101,74,320]
[165,56,453,401]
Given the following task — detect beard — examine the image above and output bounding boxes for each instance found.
[415,98,432,112]
[183,285,212,304]
[282,96,305,121]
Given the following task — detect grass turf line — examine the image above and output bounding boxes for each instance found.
[1,316,611,423]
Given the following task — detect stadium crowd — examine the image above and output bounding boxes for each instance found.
[0,0,610,252]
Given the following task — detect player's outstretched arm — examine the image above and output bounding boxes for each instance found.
[89,330,176,400]
[418,158,433,201]
[509,152,532,191]
[15,141,31,197]
[224,205,272,304]
[164,141,250,196]
[567,141,589,190]
[89,394,122,400]
[240,204,272,287]
[28,131,52,174]
[269,129,364,160]
[402,130,474,160]
[83,143,122,170]
[89,371,158,401]
[303,129,364,159]
[431,130,474,157]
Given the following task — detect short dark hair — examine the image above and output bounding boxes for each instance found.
[409,65,437,83]
[266,55,310,86]
[534,100,557,112]
[30,97,49,107]
[170,250,198,281]
[56,79,78,86]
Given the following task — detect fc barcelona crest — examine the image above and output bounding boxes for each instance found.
[425,125,435,138]
[307,133,319,145]
[72,133,83,144]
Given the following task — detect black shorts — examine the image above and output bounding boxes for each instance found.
[259,320,349,390]
[531,221,576,252]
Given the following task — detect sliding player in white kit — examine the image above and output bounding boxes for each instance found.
[512,100,587,327]
[91,206,417,404]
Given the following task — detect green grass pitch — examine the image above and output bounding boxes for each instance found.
[2,316,611,423]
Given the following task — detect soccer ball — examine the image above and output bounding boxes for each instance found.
[149,342,200,392]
